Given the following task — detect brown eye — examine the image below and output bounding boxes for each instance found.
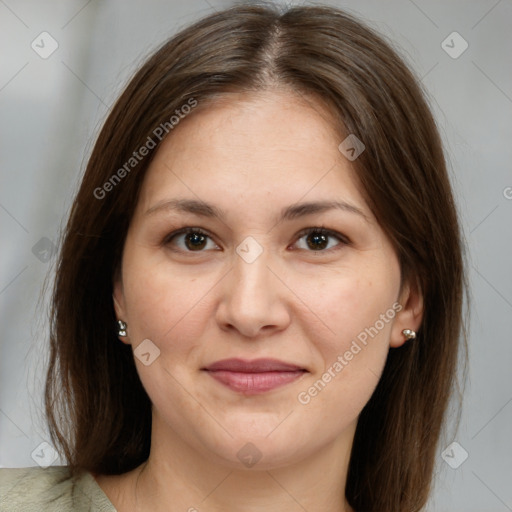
[164,228,220,252]
[306,232,329,250]
[184,231,207,251]
[294,228,348,252]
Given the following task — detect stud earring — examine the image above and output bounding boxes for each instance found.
[117,320,128,337]
[402,329,416,340]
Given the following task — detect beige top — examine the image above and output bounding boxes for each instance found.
[0,466,116,511]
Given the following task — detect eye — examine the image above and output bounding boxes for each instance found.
[163,228,220,252]
[293,227,349,252]
[163,226,349,253]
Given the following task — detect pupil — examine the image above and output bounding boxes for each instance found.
[186,232,206,250]
[307,232,328,250]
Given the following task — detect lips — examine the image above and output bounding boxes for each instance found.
[203,358,304,373]
[202,358,307,394]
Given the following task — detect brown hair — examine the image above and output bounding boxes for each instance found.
[45,3,467,511]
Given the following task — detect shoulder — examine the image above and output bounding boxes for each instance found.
[0,466,116,511]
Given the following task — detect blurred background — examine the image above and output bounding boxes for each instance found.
[1,1,511,510]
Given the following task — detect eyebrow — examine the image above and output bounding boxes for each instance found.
[145,198,369,223]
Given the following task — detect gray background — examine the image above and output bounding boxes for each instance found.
[1,1,511,510]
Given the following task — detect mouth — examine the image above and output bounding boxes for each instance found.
[201,358,308,395]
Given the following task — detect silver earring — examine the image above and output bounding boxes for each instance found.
[402,329,416,340]
[117,320,127,337]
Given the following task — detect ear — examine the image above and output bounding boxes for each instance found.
[113,270,130,344]
[390,277,424,348]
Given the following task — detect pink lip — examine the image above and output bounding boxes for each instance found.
[202,358,307,394]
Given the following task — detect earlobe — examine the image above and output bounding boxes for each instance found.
[390,279,424,348]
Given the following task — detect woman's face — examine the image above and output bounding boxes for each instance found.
[114,90,417,470]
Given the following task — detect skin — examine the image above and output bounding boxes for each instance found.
[95,89,423,512]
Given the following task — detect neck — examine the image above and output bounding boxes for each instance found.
[96,414,356,512]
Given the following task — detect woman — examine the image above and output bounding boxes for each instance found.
[0,3,466,511]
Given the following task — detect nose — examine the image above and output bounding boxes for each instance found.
[215,249,291,339]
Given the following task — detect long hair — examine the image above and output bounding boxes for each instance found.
[45,4,467,511]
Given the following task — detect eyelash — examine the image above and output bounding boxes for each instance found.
[162,226,350,253]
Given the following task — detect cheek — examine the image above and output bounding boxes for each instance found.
[301,269,398,354]
[121,254,216,414]
[122,250,217,347]
[293,264,399,424]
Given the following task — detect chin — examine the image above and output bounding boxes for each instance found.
[197,426,310,471]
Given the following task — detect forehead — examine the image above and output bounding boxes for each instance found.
[170,89,342,153]
[134,90,367,218]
